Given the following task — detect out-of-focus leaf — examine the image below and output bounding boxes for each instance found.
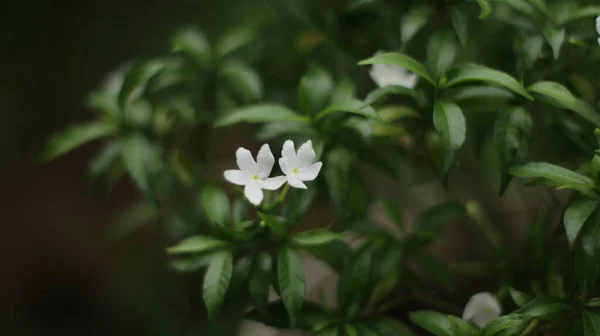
[298,65,334,116]
[214,104,307,127]
[521,34,544,69]
[336,244,373,315]
[281,186,317,223]
[414,201,465,245]
[542,24,565,60]
[409,310,452,336]
[359,53,437,86]
[415,253,455,294]
[449,315,479,336]
[277,247,306,327]
[246,300,326,331]
[293,229,343,247]
[221,61,263,102]
[317,99,382,121]
[87,140,123,187]
[199,185,231,226]
[564,198,599,248]
[481,314,525,336]
[304,240,351,272]
[203,250,234,321]
[401,7,433,44]
[527,81,600,126]
[216,28,255,58]
[427,30,458,79]
[494,106,532,194]
[166,235,229,255]
[119,59,177,107]
[451,9,468,45]
[433,101,466,179]
[509,288,532,307]
[368,318,417,336]
[447,86,514,101]
[248,252,272,315]
[443,63,532,99]
[258,212,285,236]
[109,201,158,241]
[364,85,415,106]
[171,28,211,66]
[381,199,404,233]
[583,310,600,336]
[559,6,600,24]
[475,0,492,19]
[38,122,114,162]
[256,122,316,141]
[514,296,570,318]
[510,162,597,196]
[120,133,163,194]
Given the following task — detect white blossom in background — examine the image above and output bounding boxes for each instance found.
[596,16,600,45]
[224,144,287,205]
[369,51,418,89]
[462,292,502,327]
[279,140,323,189]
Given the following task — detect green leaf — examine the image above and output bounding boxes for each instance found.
[298,65,334,116]
[277,247,306,327]
[514,296,570,318]
[415,253,455,294]
[167,235,229,255]
[481,314,525,336]
[202,250,233,321]
[38,122,114,162]
[120,134,163,194]
[368,318,418,336]
[199,185,231,226]
[433,101,466,179]
[119,59,176,108]
[510,162,596,195]
[414,201,465,244]
[451,9,468,45]
[293,229,343,247]
[527,0,548,16]
[475,0,492,19]
[527,81,600,125]
[494,106,532,194]
[246,300,326,330]
[401,7,433,44]
[409,310,452,336]
[448,315,479,336]
[381,199,405,233]
[221,61,263,102]
[256,122,316,141]
[509,288,532,307]
[171,28,210,65]
[364,85,415,106]
[216,27,255,58]
[368,272,399,305]
[87,140,123,188]
[317,99,381,121]
[248,252,272,315]
[560,6,600,24]
[304,240,351,273]
[583,310,600,336]
[344,324,358,336]
[336,245,373,314]
[564,198,599,248]
[447,86,514,101]
[542,24,565,60]
[443,63,533,99]
[521,34,545,70]
[358,52,437,86]
[258,212,285,236]
[427,30,458,80]
[281,186,317,223]
[214,104,306,127]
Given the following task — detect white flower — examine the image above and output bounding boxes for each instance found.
[596,16,600,45]
[224,144,287,205]
[369,51,418,89]
[279,140,323,189]
[462,292,502,327]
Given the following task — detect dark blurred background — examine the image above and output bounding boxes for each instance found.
[0,1,269,334]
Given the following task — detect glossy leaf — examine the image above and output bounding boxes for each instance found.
[494,106,532,194]
[358,52,437,86]
[277,247,306,327]
[214,104,306,127]
[433,101,466,178]
[564,198,599,248]
[293,229,343,247]
[510,162,596,195]
[527,81,600,126]
[443,64,532,99]
[167,235,229,255]
[427,30,458,80]
[316,99,381,121]
[481,314,525,336]
[38,122,114,162]
[202,250,234,321]
[199,185,231,226]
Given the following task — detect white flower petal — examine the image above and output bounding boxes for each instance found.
[287,174,307,189]
[244,182,264,205]
[236,147,257,172]
[256,144,275,179]
[369,63,388,88]
[297,162,322,181]
[279,158,293,175]
[296,140,316,167]
[281,140,297,166]
[259,176,287,190]
[462,292,501,327]
[224,169,250,185]
[596,16,600,35]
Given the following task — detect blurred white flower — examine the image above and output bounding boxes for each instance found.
[279,140,323,189]
[224,144,287,205]
[462,292,502,327]
[369,51,418,89]
[596,16,600,45]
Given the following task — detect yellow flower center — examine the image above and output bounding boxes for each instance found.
[252,174,259,180]
[292,168,299,174]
